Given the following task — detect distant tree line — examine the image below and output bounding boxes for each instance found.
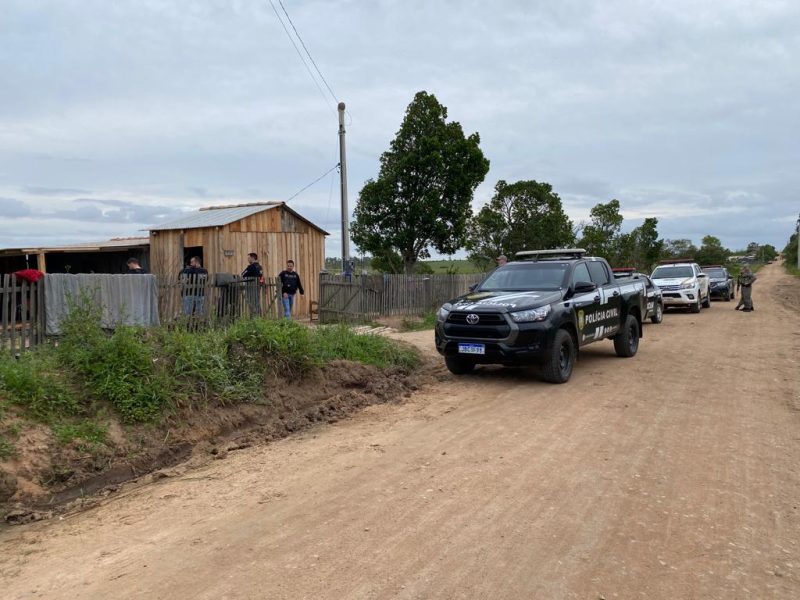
[349,90,782,275]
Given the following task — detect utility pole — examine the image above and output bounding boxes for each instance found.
[796,212,800,269]
[338,102,350,273]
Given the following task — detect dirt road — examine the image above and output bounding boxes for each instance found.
[2,263,799,599]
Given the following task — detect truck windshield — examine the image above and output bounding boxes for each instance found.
[702,268,726,278]
[479,263,568,291]
[652,266,693,279]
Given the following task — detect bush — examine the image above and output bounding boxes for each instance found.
[0,351,79,420]
[57,303,171,424]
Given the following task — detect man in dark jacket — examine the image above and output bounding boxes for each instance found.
[241,252,263,315]
[179,256,208,316]
[126,258,148,274]
[278,259,304,319]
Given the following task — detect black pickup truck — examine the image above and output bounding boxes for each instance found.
[435,249,647,383]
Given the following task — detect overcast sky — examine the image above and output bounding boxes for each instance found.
[1,0,798,257]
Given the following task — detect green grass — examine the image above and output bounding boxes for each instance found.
[52,421,108,445]
[400,312,437,332]
[0,435,14,460]
[0,298,421,429]
[313,324,419,370]
[785,263,800,279]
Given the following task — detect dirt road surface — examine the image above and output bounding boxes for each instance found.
[2,263,799,599]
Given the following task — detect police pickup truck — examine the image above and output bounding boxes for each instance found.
[435,249,647,383]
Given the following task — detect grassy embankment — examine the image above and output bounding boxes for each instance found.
[0,303,418,460]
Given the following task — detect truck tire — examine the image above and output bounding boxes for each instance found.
[650,302,663,324]
[444,356,475,375]
[613,315,640,358]
[540,328,575,384]
[690,297,701,313]
[702,291,711,308]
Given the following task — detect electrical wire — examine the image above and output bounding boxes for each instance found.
[278,0,338,105]
[286,163,340,202]
[265,0,334,111]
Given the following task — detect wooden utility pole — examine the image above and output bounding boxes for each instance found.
[338,102,350,272]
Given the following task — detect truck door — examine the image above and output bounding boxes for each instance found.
[587,260,622,340]
[570,262,600,345]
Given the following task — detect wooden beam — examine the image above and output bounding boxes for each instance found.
[37,252,47,273]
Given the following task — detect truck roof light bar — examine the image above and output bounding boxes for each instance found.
[515,248,586,261]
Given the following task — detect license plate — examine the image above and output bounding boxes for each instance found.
[458,343,485,355]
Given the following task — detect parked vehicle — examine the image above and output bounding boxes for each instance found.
[612,268,663,324]
[701,265,735,301]
[650,260,710,313]
[434,249,647,384]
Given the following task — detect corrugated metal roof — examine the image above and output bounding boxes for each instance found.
[0,237,150,255]
[149,203,281,231]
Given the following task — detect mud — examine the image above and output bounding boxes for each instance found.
[0,359,420,522]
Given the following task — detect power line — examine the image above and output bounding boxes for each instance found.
[265,0,333,111]
[278,0,338,105]
[286,163,341,202]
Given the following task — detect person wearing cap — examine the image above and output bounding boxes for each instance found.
[496,255,508,267]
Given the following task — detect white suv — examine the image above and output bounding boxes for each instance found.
[650,262,710,314]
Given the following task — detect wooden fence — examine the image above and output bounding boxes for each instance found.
[319,273,484,323]
[157,275,283,328]
[1,274,45,354]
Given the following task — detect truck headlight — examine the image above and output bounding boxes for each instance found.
[510,305,551,323]
[437,305,451,322]
[680,282,694,289]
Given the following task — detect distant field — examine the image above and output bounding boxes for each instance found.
[421,259,485,274]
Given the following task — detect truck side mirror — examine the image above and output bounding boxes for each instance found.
[573,281,597,294]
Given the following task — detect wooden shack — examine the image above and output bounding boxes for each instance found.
[148,202,327,317]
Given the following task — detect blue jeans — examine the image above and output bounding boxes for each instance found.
[282,294,295,319]
[182,295,204,316]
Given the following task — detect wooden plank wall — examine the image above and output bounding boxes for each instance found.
[0,274,45,354]
[149,207,326,318]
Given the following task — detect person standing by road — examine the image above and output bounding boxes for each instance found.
[241,252,263,315]
[735,265,757,312]
[278,259,304,319]
[496,255,508,267]
[179,256,208,316]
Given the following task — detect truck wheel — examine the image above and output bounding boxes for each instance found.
[690,298,700,313]
[540,329,575,384]
[613,315,640,358]
[444,356,475,375]
[702,292,711,308]
[650,302,663,324]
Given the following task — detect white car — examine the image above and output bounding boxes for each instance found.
[650,262,711,314]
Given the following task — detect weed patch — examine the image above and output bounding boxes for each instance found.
[52,421,108,445]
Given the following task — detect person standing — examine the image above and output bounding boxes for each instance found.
[278,259,304,319]
[735,265,757,312]
[241,252,263,315]
[126,258,148,274]
[179,256,208,316]
[496,255,508,267]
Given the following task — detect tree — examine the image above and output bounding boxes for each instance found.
[466,179,574,270]
[662,238,698,259]
[615,217,664,270]
[579,199,623,259]
[695,235,729,266]
[351,91,490,274]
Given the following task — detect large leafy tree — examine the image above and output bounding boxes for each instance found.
[695,235,729,265]
[351,91,490,274]
[615,217,664,271]
[663,238,698,259]
[466,179,574,269]
[579,199,624,259]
